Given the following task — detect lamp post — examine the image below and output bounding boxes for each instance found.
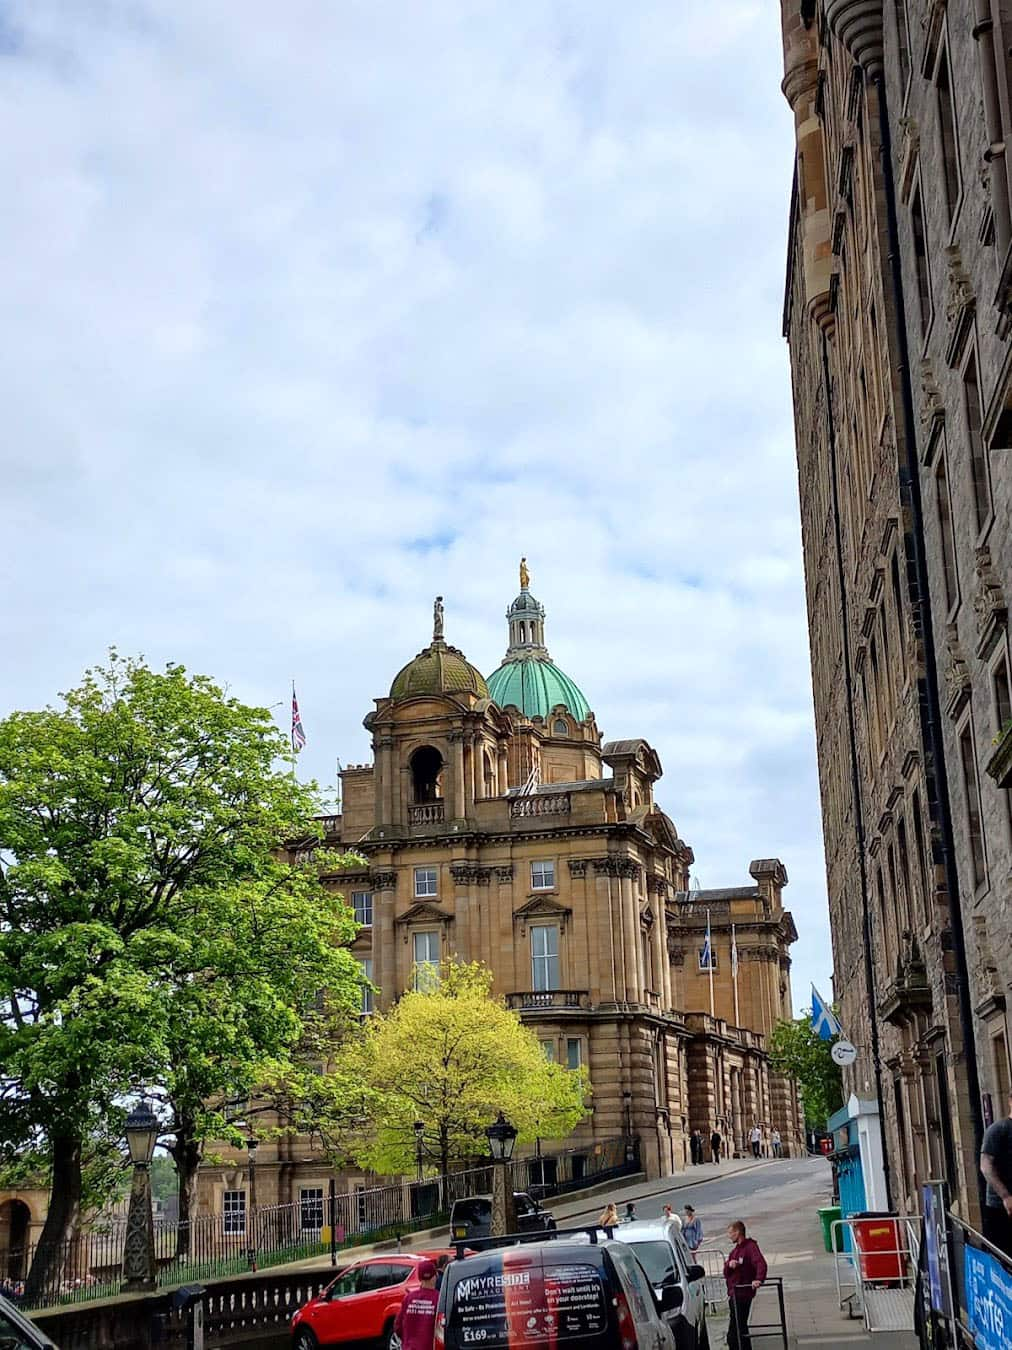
[122,1101,159,1292]
[246,1136,259,1271]
[413,1120,425,1184]
[486,1112,518,1237]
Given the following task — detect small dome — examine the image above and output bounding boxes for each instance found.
[509,590,544,616]
[390,641,489,702]
[487,657,591,722]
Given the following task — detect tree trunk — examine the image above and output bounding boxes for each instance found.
[171,1122,204,1259]
[24,1132,82,1302]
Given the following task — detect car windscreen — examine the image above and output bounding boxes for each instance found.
[452,1199,492,1225]
[446,1253,609,1349]
[625,1240,678,1288]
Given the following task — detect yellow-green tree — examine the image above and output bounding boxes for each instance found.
[354,960,588,1177]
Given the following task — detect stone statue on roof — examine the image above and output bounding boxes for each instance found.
[433,595,444,642]
[520,557,530,590]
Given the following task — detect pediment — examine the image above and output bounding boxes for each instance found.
[394,901,454,927]
[513,895,573,933]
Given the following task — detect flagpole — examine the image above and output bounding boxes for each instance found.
[291,681,298,780]
[707,908,714,1018]
[731,923,740,1028]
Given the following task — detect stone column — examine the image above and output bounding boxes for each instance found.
[651,894,667,1008]
[451,734,465,818]
[497,745,509,793]
[376,738,394,826]
[620,868,639,1003]
[593,862,620,1005]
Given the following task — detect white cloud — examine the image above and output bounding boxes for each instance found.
[0,0,832,1011]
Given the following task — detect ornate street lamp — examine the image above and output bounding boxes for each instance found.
[122,1101,159,1292]
[246,1136,260,1271]
[413,1120,425,1184]
[486,1112,517,1236]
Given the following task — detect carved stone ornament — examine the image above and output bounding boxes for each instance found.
[943,246,976,368]
[495,865,515,883]
[370,871,398,891]
[918,361,945,447]
[646,874,669,896]
[942,624,972,720]
[667,942,686,967]
[568,859,588,878]
[450,864,493,886]
[973,547,1008,658]
[590,856,623,877]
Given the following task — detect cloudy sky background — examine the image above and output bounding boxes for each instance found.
[2,2,831,1010]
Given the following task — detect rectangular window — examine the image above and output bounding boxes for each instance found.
[223,1190,246,1236]
[539,1038,556,1061]
[300,1187,325,1233]
[935,453,958,610]
[531,924,560,991]
[897,816,913,934]
[566,1038,582,1071]
[963,350,992,533]
[358,958,374,1016]
[994,654,1012,734]
[351,891,373,927]
[910,185,931,336]
[530,860,556,891]
[413,931,440,989]
[912,788,931,924]
[936,46,960,220]
[891,552,907,680]
[413,868,438,898]
[895,0,910,90]
[960,721,987,887]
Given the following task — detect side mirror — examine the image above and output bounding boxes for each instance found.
[655,1284,684,1313]
[687,1264,706,1283]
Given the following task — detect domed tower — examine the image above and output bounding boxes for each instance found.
[487,562,601,785]
[363,596,509,835]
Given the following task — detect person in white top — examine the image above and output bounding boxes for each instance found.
[749,1124,762,1158]
[771,1128,782,1158]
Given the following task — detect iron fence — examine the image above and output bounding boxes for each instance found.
[2,1135,639,1311]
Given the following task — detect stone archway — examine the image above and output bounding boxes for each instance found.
[0,1199,31,1282]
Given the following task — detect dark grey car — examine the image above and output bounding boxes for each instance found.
[449,1193,556,1242]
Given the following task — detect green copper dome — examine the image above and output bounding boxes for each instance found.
[487,658,590,721]
[487,565,592,721]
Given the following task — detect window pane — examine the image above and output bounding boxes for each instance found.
[359,958,374,1015]
[301,1187,325,1232]
[936,48,960,219]
[964,352,992,532]
[566,1038,582,1071]
[414,868,437,897]
[911,187,931,334]
[540,1039,556,1061]
[531,861,555,890]
[935,454,958,609]
[223,1190,246,1235]
[413,931,440,989]
[352,891,373,926]
[531,924,560,991]
[960,723,986,886]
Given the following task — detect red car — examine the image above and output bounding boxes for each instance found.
[292,1250,459,1350]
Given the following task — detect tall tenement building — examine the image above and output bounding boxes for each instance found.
[188,569,804,1222]
[780,0,1012,1221]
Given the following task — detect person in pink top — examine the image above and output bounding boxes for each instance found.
[723,1221,767,1350]
[395,1260,440,1350]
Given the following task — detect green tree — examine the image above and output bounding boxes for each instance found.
[769,1015,844,1128]
[354,961,588,1178]
[0,653,361,1293]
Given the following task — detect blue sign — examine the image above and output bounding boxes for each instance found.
[965,1245,1012,1350]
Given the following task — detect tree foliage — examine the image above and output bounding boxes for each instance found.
[0,653,363,1289]
[769,1014,844,1128]
[352,961,589,1177]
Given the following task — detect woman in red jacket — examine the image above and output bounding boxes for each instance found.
[723,1221,768,1350]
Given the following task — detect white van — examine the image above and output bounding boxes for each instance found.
[608,1217,709,1350]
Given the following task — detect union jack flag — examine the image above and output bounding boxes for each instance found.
[291,685,307,753]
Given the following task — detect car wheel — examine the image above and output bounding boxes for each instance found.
[294,1330,318,1350]
[382,1319,400,1350]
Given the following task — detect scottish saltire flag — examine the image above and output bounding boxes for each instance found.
[700,916,713,971]
[811,985,842,1041]
[291,685,307,753]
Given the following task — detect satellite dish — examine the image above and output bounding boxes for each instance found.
[831,1040,858,1067]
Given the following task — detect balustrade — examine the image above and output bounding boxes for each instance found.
[510,793,570,818]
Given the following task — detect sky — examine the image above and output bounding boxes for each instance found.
[1,2,832,1010]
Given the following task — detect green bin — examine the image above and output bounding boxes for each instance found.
[818,1206,843,1252]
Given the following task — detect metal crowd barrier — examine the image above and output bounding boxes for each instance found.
[830,1216,919,1333]
[694,1248,788,1347]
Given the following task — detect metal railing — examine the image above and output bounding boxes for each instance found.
[831,1216,918,1332]
[504,990,589,1010]
[693,1250,788,1348]
[3,1137,639,1311]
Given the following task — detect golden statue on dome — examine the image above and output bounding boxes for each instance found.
[519,557,530,590]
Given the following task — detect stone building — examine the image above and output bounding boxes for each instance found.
[780,0,1012,1221]
[195,570,804,1219]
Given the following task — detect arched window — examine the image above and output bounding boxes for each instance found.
[483,749,495,797]
[410,746,444,803]
[553,718,568,736]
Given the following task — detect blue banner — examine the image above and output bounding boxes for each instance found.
[965,1245,1012,1350]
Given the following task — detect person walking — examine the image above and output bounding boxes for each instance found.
[771,1128,782,1159]
[662,1204,674,1221]
[598,1202,620,1230]
[624,1201,637,1223]
[724,1221,767,1350]
[682,1205,702,1254]
[749,1124,762,1159]
[980,1092,1012,1257]
[395,1260,440,1350]
[710,1128,722,1165]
